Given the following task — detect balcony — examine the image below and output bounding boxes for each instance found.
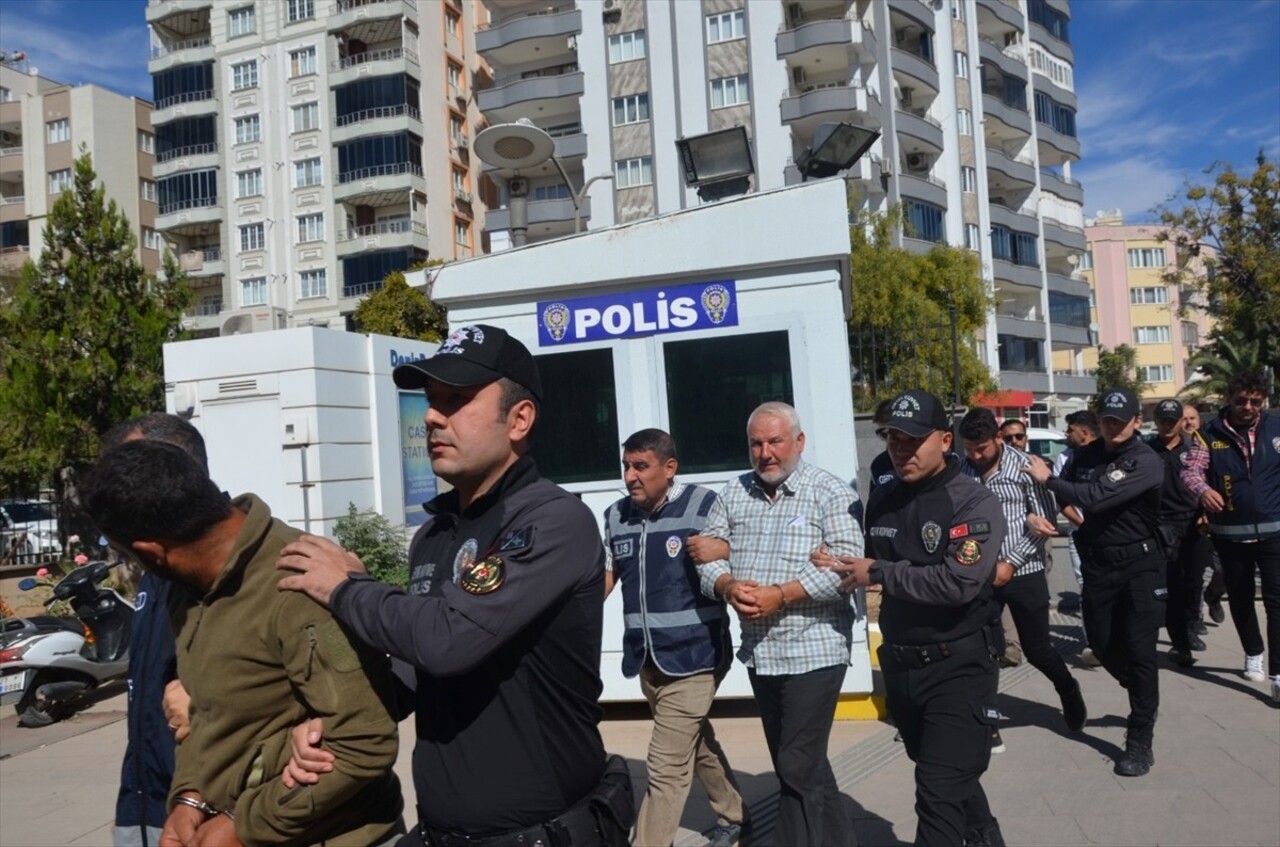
[780,83,871,135]
[154,143,219,178]
[335,219,428,257]
[0,194,25,223]
[978,39,1027,85]
[988,201,1039,234]
[151,90,216,126]
[146,0,213,28]
[485,196,589,241]
[477,69,584,124]
[1053,373,1097,396]
[329,0,418,38]
[0,244,31,272]
[895,109,944,155]
[1046,271,1089,299]
[997,315,1047,340]
[976,0,1024,34]
[1050,322,1091,348]
[1033,73,1077,112]
[156,197,222,236]
[179,245,223,278]
[777,17,854,65]
[1035,122,1080,164]
[334,162,426,205]
[0,147,22,177]
[985,147,1036,189]
[899,173,947,209]
[477,8,582,67]
[982,93,1031,139]
[331,103,423,145]
[994,259,1043,290]
[329,45,420,88]
[1040,169,1083,204]
[148,37,214,74]
[890,48,940,97]
[1043,219,1085,252]
[998,370,1051,393]
[1029,21,1074,64]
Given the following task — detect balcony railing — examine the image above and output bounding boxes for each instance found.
[337,162,423,183]
[155,89,214,110]
[193,300,223,316]
[0,146,22,157]
[159,197,219,215]
[0,195,26,206]
[150,37,212,59]
[343,280,385,298]
[336,219,426,240]
[335,103,421,127]
[478,4,573,28]
[0,244,30,255]
[336,0,415,11]
[331,45,418,71]
[157,142,217,163]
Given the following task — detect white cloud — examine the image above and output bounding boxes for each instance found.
[1073,157,1186,223]
[2,9,150,98]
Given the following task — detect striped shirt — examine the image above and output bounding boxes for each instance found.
[960,444,1056,576]
[697,460,864,674]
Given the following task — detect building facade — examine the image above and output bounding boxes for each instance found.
[145,0,486,336]
[474,0,1093,420]
[0,56,158,281]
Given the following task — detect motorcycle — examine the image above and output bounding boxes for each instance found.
[0,560,133,727]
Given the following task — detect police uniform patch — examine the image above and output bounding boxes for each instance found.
[922,521,942,554]
[135,590,148,611]
[666,535,683,558]
[1273,436,1280,454]
[1108,468,1127,482]
[949,521,991,540]
[956,539,982,566]
[499,526,535,554]
[1180,452,1190,465]
[453,538,479,580]
[459,556,505,595]
[612,539,633,558]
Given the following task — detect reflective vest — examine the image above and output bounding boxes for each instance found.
[604,483,729,678]
[1203,410,1280,541]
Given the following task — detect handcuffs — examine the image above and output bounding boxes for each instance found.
[174,794,235,821]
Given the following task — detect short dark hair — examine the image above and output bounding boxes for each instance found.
[83,441,231,546]
[959,408,1000,442]
[871,399,893,426]
[622,428,677,462]
[497,377,538,418]
[1226,370,1268,398]
[101,413,209,473]
[999,418,1027,432]
[1065,410,1099,436]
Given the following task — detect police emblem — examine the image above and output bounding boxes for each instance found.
[666,535,683,558]
[1108,468,1127,482]
[438,326,483,355]
[1272,436,1280,454]
[453,538,479,580]
[921,521,942,554]
[542,302,571,342]
[700,284,731,324]
[956,539,982,566]
[459,556,505,595]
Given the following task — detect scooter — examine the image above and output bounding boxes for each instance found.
[0,560,133,727]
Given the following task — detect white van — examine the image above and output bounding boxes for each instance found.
[1024,427,1068,464]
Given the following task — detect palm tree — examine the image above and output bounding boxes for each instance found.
[1179,331,1264,405]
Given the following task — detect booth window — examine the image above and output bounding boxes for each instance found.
[532,348,619,484]
[663,331,793,474]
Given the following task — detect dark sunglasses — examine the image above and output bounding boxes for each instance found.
[1002,433,1027,443]
[1231,397,1264,408]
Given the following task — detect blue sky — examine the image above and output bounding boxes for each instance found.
[1,0,1277,223]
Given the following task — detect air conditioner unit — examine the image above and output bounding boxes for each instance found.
[792,66,807,86]
[220,307,286,336]
[906,153,928,171]
[788,3,804,26]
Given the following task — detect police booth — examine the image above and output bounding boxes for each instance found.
[414,179,875,712]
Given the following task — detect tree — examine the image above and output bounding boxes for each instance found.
[847,208,995,409]
[0,149,190,493]
[1092,344,1150,409]
[1179,329,1264,405]
[332,503,409,589]
[1159,151,1280,380]
[352,267,447,342]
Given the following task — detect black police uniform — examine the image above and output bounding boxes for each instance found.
[866,458,1008,847]
[1147,431,1210,658]
[329,456,633,847]
[1049,432,1164,769]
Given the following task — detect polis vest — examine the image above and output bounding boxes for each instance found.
[1202,411,1280,541]
[604,484,728,678]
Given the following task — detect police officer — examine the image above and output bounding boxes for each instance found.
[278,325,633,846]
[1023,387,1164,777]
[816,390,1008,847]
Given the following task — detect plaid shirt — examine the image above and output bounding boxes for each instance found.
[698,460,864,674]
[959,444,1057,575]
[1181,419,1254,498]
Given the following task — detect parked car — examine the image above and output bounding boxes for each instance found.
[0,500,62,565]
[1024,427,1068,464]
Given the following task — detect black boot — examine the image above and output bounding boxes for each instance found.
[1114,734,1154,777]
[1058,678,1087,732]
[962,818,1006,847]
[1187,627,1207,651]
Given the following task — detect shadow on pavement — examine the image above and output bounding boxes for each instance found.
[995,691,1125,760]
[1163,661,1277,706]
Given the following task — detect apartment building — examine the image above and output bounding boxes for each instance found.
[0,55,158,281]
[146,0,485,335]
[1053,211,1215,407]
[473,0,1094,419]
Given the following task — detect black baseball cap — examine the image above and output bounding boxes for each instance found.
[1099,388,1140,421]
[882,390,950,438]
[392,324,543,402]
[1154,399,1184,422]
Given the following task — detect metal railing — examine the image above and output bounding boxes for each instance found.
[337,162,423,184]
[0,195,26,206]
[155,89,214,110]
[336,0,415,12]
[342,280,385,298]
[158,197,220,216]
[150,37,212,59]
[0,146,22,156]
[157,142,217,163]
[335,103,420,127]
[331,45,417,71]
[336,219,426,240]
[193,300,223,316]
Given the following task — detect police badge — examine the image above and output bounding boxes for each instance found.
[542,302,571,342]
[459,556,505,595]
[453,538,479,580]
[921,521,942,554]
[666,535,683,558]
[700,284,731,324]
[956,539,982,566]
[1272,436,1280,455]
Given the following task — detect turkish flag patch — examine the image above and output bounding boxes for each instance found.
[949,521,991,540]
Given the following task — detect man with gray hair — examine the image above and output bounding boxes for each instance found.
[688,402,863,847]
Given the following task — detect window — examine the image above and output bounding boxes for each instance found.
[240,276,267,307]
[0,87,10,103]
[138,131,155,154]
[1130,286,1169,305]
[296,213,324,243]
[239,223,265,252]
[234,115,261,144]
[232,61,258,91]
[611,93,650,126]
[998,335,1044,372]
[286,0,314,22]
[454,220,469,247]
[614,156,653,188]
[299,269,327,299]
[236,168,263,198]
[965,223,981,251]
[452,169,468,194]
[710,74,749,108]
[158,169,218,214]
[954,51,969,79]
[608,31,646,64]
[1133,326,1171,344]
[290,47,316,78]
[1029,44,1073,89]
[534,183,571,201]
[1182,321,1200,347]
[1029,0,1070,44]
[961,166,977,193]
[140,179,157,202]
[957,108,973,136]
[49,169,72,194]
[1049,292,1090,327]
[707,10,745,43]
[446,10,460,37]
[1088,289,1096,308]
[294,157,322,187]
[449,115,464,145]
[1139,364,1174,383]
[665,331,793,473]
[447,63,462,89]
[1078,249,1093,270]
[530,348,619,483]
[990,225,1038,266]
[228,6,256,38]
[292,102,320,133]
[46,119,69,144]
[1128,247,1167,269]
[1033,91,1077,137]
[141,228,164,251]
[905,200,946,243]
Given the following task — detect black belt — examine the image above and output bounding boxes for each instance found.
[880,629,990,671]
[418,806,598,847]
[1079,538,1159,564]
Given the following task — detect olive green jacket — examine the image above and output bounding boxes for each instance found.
[167,494,402,846]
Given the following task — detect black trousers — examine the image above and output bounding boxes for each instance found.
[748,664,854,847]
[880,645,999,847]
[1164,522,1211,652]
[1213,536,1280,676]
[993,570,1076,692]
[1204,546,1226,605]
[1079,548,1164,740]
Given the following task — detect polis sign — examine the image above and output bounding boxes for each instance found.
[536,280,738,346]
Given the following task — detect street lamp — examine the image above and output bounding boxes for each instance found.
[674,126,755,202]
[473,119,611,245]
[797,122,880,181]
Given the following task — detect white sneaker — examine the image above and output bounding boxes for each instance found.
[1243,653,1266,682]
[1080,647,1102,668]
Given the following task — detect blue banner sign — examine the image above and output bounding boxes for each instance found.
[398,392,437,528]
[536,280,738,346]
